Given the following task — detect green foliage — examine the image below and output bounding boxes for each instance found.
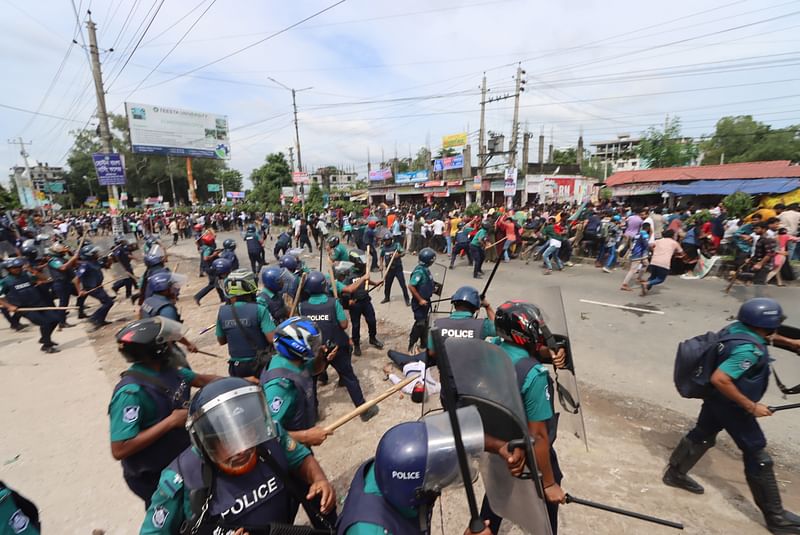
[687,209,712,226]
[0,181,20,209]
[465,203,482,217]
[552,147,578,165]
[599,187,613,201]
[637,116,698,168]
[217,169,243,192]
[722,191,754,219]
[435,147,457,158]
[412,147,432,170]
[700,116,800,165]
[250,152,291,207]
[582,158,611,181]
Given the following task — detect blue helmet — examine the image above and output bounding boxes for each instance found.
[144,245,166,267]
[148,271,173,294]
[6,257,25,269]
[247,224,257,233]
[223,239,236,251]
[261,267,284,293]
[80,244,101,260]
[212,257,233,277]
[279,254,299,273]
[738,298,785,330]
[273,317,322,362]
[304,270,327,295]
[450,286,480,311]
[418,247,436,267]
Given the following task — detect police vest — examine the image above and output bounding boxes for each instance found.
[218,303,268,359]
[2,274,47,307]
[260,365,317,431]
[113,247,133,271]
[170,442,291,534]
[220,249,239,271]
[48,259,74,284]
[712,340,772,404]
[382,246,403,272]
[77,261,104,289]
[141,294,181,322]
[258,290,288,325]
[276,233,291,247]
[514,358,558,446]
[112,367,191,479]
[337,460,424,535]
[299,298,349,349]
[433,316,485,341]
[410,267,434,315]
[455,229,470,245]
[245,233,261,254]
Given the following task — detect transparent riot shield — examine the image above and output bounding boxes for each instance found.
[440,337,553,535]
[536,286,589,450]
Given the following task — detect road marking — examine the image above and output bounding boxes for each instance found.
[579,299,665,315]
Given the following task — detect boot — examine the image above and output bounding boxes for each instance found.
[746,453,800,534]
[662,436,714,494]
[369,336,384,349]
[360,404,379,422]
[380,297,390,304]
[77,311,88,319]
[353,344,361,357]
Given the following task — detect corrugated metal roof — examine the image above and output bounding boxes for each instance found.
[660,178,800,196]
[606,160,800,186]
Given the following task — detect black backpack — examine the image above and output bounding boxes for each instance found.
[674,328,766,399]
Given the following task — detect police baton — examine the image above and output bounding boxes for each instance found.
[480,252,504,299]
[195,348,226,359]
[322,373,419,433]
[565,494,684,530]
[769,402,800,413]
[198,322,216,335]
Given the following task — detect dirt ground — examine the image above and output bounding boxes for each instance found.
[3,237,799,534]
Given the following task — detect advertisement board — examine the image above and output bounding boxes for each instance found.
[395,170,429,184]
[207,183,221,192]
[442,132,467,149]
[368,168,393,181]
[226,191,245,199]
[92,153,127,186]
[503,168,518,197]
[292,172,310,184]
[125,102,230,159]
[433,154,464,172]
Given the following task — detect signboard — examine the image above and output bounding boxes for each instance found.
[120,192,129,201]
[395,170,429,184]
[473,175,482,190]
[92,153,127,186]
[125,102,230,159]
[433,154,464,172]
[442,132,467,149]
[44,182,65,193]
[226,191,245,199]
[292,172,310,185]
[207,183,221,192]
[503,168,518,197]
[368,168,393,181]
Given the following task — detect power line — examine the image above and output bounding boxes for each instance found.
[0,102,95,123]
[17,39,76,136]
[105,0,167,90]
[140,0,211,46]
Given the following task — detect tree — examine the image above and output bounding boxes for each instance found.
[552,148,578,165]
[700,116,800,165]
[637,116,698,168]
[411,147,431,170]
[0,182,19,209]
[217,169,243,192]
[435,147,457,158]
[250,152,291,206]
[722,191,754,219]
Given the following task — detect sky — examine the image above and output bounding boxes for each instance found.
[2,0,799,188]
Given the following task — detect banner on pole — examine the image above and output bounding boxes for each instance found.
[442,132,467,149]
[395,170,429,183]
[292,172,310,184]
[368,168,393,181]
[503,168,518,197]
[433,154,464,172]
[92,153,127,186]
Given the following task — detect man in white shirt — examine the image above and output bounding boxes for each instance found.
[431,217,445,252]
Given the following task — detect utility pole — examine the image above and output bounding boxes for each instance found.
[509,64,526,169]
[85,13,122,235]
[269,78,311,218]
[166,154,177,206]
[287,146,295,172]
[478,74,487,181]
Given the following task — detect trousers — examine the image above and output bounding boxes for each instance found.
[194,273,225,303]
[470,244,485,277]
[349,300,377,344]
[329,345,366,407]
[87,288,114,323]
[384,268,409,301]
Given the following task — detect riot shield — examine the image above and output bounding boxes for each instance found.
[442,337,553,535]
[535,286,588,450]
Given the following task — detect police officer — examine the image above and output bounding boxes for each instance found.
[109,317,218,506]
[364,220,379,271]
[298,272,379,420]
[139,271,198,364]
[343,251,383,356]
[408,247,436,352]
[663,298,800,534]
[261,316,332,446]
[75,244,115,331]
[470,220,492,279]
[481,300,568,534]
[221,238,240,271]
[45,242,78,329]
[110,236,138,299]
[258,266,289,325]
[216,269,276,378]
[450,221,473,269]
[327,235,349,263]
[194,234,225,306]
[244,224,265,273]
[0,481,40,534]
[279,253,303,300]
[136,244,170,305]
[338,407,488,535]
[143,234,160,255]
[0,257,61,353]
[140,376,336,534]
[274,230,292,260]
[379,231,410,306]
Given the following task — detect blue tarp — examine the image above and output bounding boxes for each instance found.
[660,178,800,196]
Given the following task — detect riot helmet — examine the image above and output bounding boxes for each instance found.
[450,286,481,312]
[279,254,299,273]
[261,267,284,293]
[418,247,436,267]
[374,406,483,511]
[144,244,166,267]
[187,377,277,476]
[333,261,354,281]
[457,221,465,229]
[20,243,40,261]
[116,317,185,363]
[144,235,160,247]
[495,301,551,354]
[304,270,327,295]
[481,219,493,231]
[327,236,340,249]
[224,269,258,298]
[113,234,127,245]
[80,244,101,260]
[273,316,322,363]
[738,298,785,330]
[348,250,367,274]
[200,233,216,246]
[223,238,236,251]
[49,243,69,255]
[212,257,233,278]
[5,257,25,270]
[21,227,35,239]
[149,271,187,296]
[247,224,257,233]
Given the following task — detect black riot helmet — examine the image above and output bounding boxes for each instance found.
[20,242,40,261]
[327,236,340,248]
[450,286,481,312]
[115,317,185,363]
[382,231,393,244]
[418,247,436,266]
[348,250,367,275]
[494,300,552,354]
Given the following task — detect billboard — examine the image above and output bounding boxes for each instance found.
[395,170,429,184]
[292,172,310,185]
[92,153,127,186]
[369,168,392,181]
[433,154,464,172]
[503,168,518,197]
[442,132,467,149]
[125,102,230,159]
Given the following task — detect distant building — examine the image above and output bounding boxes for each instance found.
[591,134,642,172]
[309,172,358,191]
[9,162,66,194]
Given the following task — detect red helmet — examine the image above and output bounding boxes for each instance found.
[368,220,377,228]
[494,301,551,354]
[201,233,215,246]
[193,224,203,232]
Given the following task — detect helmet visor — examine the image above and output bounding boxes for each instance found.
[156,316,187,344]
[169,273,188,289]
[190,386,277,465]
[422,406,483,493]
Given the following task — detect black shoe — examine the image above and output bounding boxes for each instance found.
[369,336,384,349]
[318,371,329,386]
[11,324,27,332]
[38,338,59,345]
[41,344,60,354]
[662,466,704,494]
[337,378,346,388]
[473,274,483,279]
[380,298,390,304]
[353,344,361,356]
[59,321,76,329]
[91,320,112,331]
[360,404,379,422]
[77,312,88,319]
[404,298,411,307]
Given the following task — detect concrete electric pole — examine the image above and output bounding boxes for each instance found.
[85,13,122,235]
[7,138,39,211]
[509,65,526,169]
[478,74,487,182]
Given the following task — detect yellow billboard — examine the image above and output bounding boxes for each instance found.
[442,132,467,149]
